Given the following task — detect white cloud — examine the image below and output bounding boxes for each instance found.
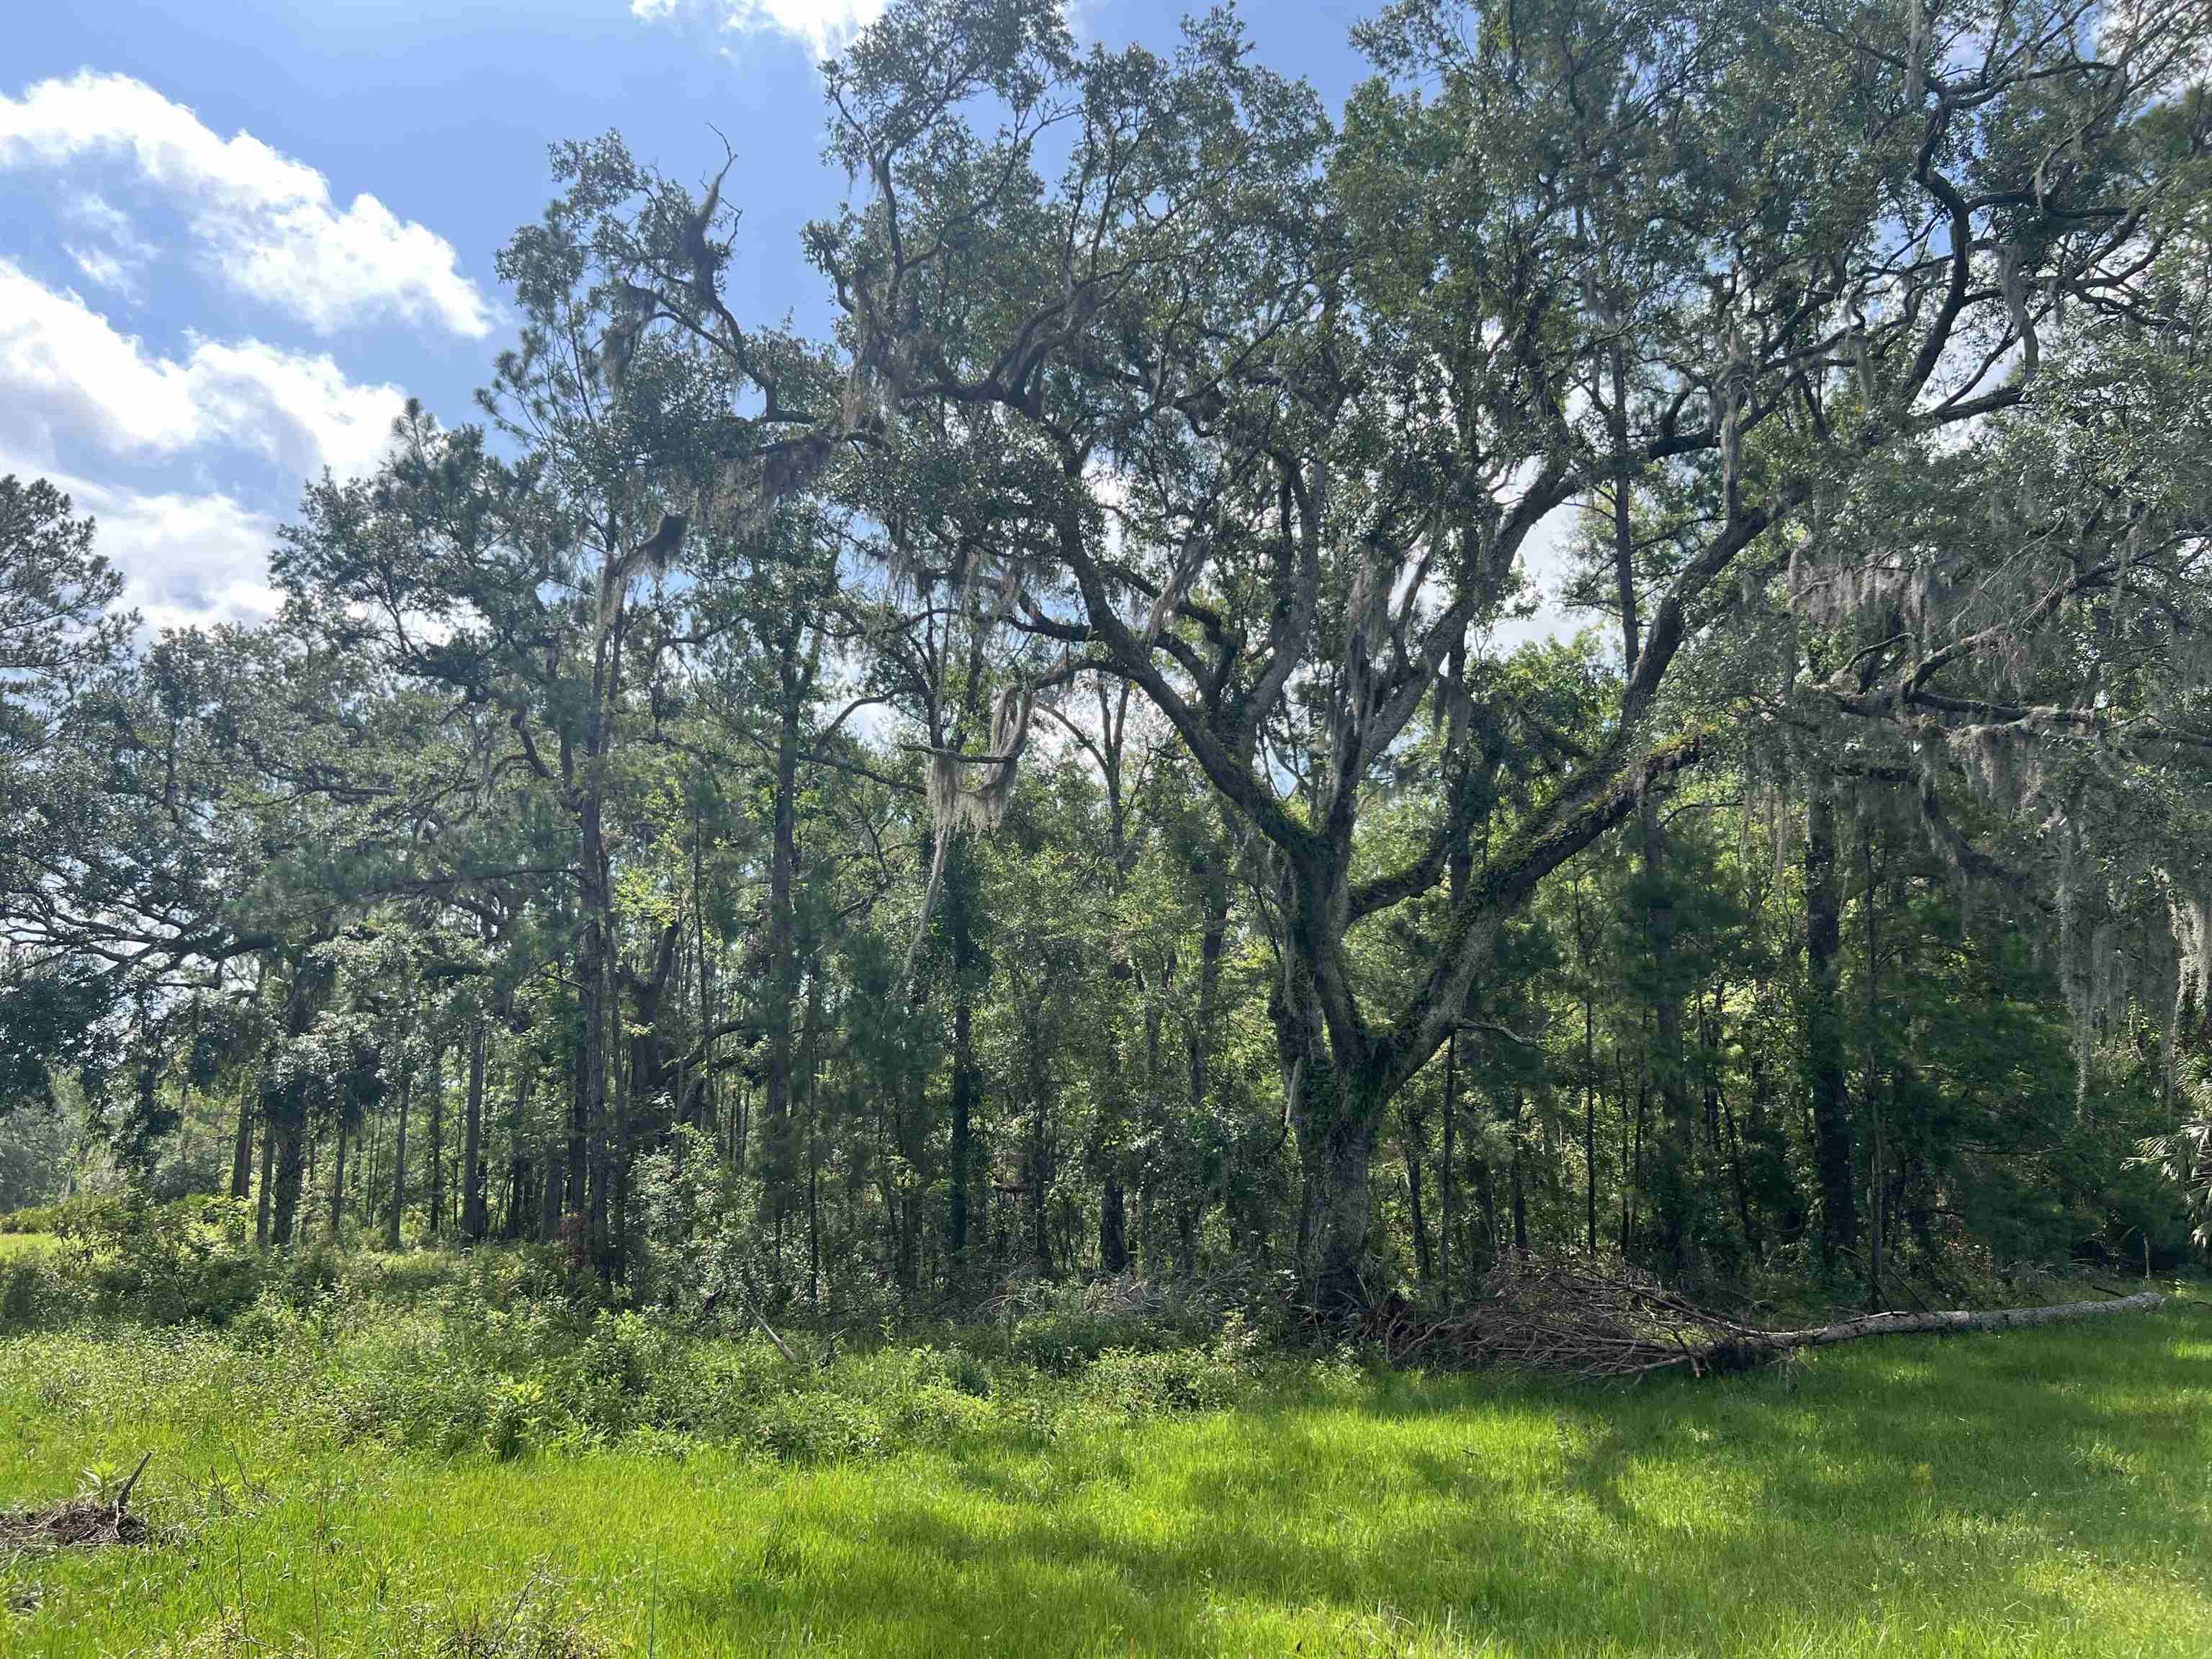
[0,72,493,338]
[61,192,157,303]
[71,192,142,244]
[78,482,282,635]
[64,243,139,300]
[727,0,887,56]
[0,453,280,634]
[634,0,887,60]
[0,260,405,485]
[188,338,410,484]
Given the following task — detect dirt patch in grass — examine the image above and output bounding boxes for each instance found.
[0,1500,150,1552]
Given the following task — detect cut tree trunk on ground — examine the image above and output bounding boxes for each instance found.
[1763,1292,2166,1349]
[1390,1262,2170,1379]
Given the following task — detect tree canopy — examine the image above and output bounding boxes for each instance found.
[5,0,2210,1310]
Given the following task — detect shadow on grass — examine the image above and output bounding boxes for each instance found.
[691,1301,2212,1654]
[6,1300,2207,1656]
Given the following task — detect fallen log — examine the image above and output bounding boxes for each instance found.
[1390,1262,2170,1379]
[1698,1290,2167,1375]
[1764,1290,2166,1349]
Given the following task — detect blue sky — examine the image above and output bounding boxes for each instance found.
[4,0,1578,644]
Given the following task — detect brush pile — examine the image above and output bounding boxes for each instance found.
[0,1451,153,1551]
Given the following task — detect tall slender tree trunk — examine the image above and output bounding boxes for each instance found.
[505,1059,533,1242]
[425,1040,445,1242]
[1583,976,1599,1258]
[1403,1094,1432,1282]
[1190,835,1229,1120]
[1863,827,1886,1308]
[537,1126,565,1245]
[761,639,804,1213]
[943,835,981,1282]
[1509,1091,1529,1259]
[1025,1003,1053,1277]
[566,978,589,1254]
[256,1118,273,1249]
[1639,796,1696,1280]
[462,1018,489,1241]
[1618,1049,1633,1256]
[266,958,318,1247]
[1805,778,1858,1264]
[1440,1034,1458,1290]
[797,968,825,1306]
[1099,1179,1127,1274]
[388,1072,410,1251]
[1722,1089,1761,1259]
[694,814,716,1137]
[328,1120,347,1240]
[229,1071,255,1201]
[578,812,615,1274]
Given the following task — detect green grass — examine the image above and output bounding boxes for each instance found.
[0,1233,55,1259]
[3,1297,2208,1657]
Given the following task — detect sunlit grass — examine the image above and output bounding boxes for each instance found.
[0,1233,55,1259]
[3,1295,2207,1656]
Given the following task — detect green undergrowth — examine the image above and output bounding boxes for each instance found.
[0,1209,1268,1469]
[0,1241,2206,1655]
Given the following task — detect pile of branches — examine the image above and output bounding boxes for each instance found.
[0,1452,153,1552]
[1368,1258,2166,1380]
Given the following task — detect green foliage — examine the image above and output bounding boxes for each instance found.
[2,1285,2208,1657]
[0,1249,63,1328]
[5,0,2212,1358]
[57,1194,268,1326]
[1079,1344,1244,1416]
[985,1277,1235,1374]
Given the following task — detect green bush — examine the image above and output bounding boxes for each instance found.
[752,1390,884,1463]
[0,1215,1274,1467]
[345,1249,482,1307]
[992,1276,1223,1372]
[948,1346,994,1398]
[1082,1345,1241,1416]
[58,1192,269,1326]
[882,1380,996,1447]
[0,1205,58,1234]
[0,1252,63,1328]
[484,1377,559,1461]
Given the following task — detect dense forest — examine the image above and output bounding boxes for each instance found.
[5,0,2211,1328]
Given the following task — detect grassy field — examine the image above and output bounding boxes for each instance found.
[0,1233,55,1259]
[1,1290,2206,1657]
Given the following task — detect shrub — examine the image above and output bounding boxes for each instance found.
[991,1275,1224,1373]
[341,1249,469,1307]
[484,1377,557,1461]
[883,1380,996,1447]
[1082,1346,1241,1416]
[0,1251,63,1328]
[0,1205,58,1234]
[752,1391,884,1463]
[58,1192,268,1326]
[948,1346,994,1398]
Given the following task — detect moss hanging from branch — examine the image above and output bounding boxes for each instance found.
[899,682,1036,991]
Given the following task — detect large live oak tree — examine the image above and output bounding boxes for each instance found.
[529,0,2212,1306]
